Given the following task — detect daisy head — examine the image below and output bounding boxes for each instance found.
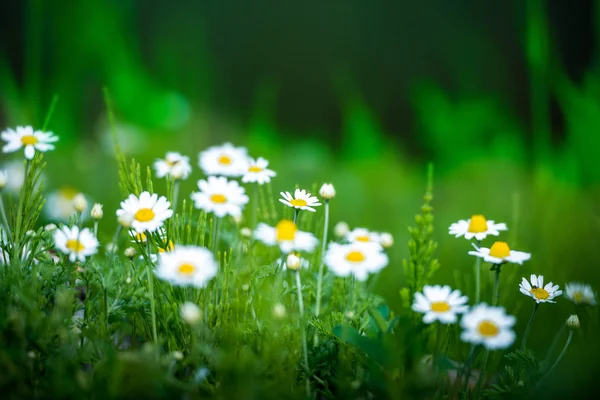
[154,152,192,180]
[279,189,321,212]
[254,220,318,253]
[116,191,173,234]
[346,228,381,248]
[468,241,530,265]
[412,285,469,324]
[198,142,248,177]
[1,126,58,160]
[45,187,87,222]
[191,176,249,218]
[565,282,597,306]
[324,242,388,281]
[449,215,507,241]
[519,274,563,304]
[53,225,99,263]
[242,157,276,185]
[155,245,218,288]
[460,303,516,350]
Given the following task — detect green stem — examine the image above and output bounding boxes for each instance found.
[460,346,478,394]
[474,241,481,303]
[543,324,566,366]
[145,239,158,343]
[314,200,329,319]
[0,194,12,237]
[520,302,539,350]
[41,94,59,131]
[492,264,502,306]
[211,217,220,254]
[539,331,573,384]
[93,221,99,238]
[474,349,490,397]
[109,225,122,253]
[172,181,180,214]
[295,271,311,396]
[251,184,258,229]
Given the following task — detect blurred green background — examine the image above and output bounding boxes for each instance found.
[1,0,600,393]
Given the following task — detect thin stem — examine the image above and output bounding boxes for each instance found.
[93,221,99,238]
[539,330,574,384]
[474,241,481,303]
[172,181,180,214]
[145,239,158,343]
[211,217,220,254]
[251,184,258,229]
[461,346,478,394]
[295,271,311,396]
[543,324,566,366]
[41,94,59,131]
[0,194,12,237]
[474,349,490,397]
[293,208,300,225]
[520,302,539,350]
[492,264,502,306]
[109,225,122,253]
[314,200,329,319]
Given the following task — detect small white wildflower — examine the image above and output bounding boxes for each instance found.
[180,302,202,325]
[155,245,217,288]
[198,143,249,177]
[460,303,516,350]
[324,242,388,281]
[1,126,59,159]
[286,253,302,271]
[124,247,136,258]
[565,282,597,306]
[279,189,321,212]
[117,191,173,234]
[519,274,563,304]
[73,193,88,214]
[117,212,134,228]
[469,241,531,265]
[273,303,286,318]
[91,203,103,220]
[379,232,394,248]
[449,215,508,241]
[242,157,276,185]
[191,176,249,218]
[319,183,335,200]
[154,152,192,180]
[566,315,580,330]
[334,221,350,238]
[254,220,318,253]
[346,228,381,248]
[54,225,99,262]
[412,285,469,324]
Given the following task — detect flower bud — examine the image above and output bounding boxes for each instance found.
[118,212,134,228]
[44,223,57,232]
[240,227,252,238]
[566,314,580,330]
[0,171,7,190]
[334,221,349,238]
[91,203,103,220]
[180,302,201,325]
[73,193,87,213]
[379,232,394,248]
[124,247,136,259]
[286,253,301,271]
[172,350,184,360]
[319,183,336,200]
[272,303,286,319]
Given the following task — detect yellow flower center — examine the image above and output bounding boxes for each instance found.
[355,235,370,242]
[531,287,549,300]
[467,215,488,233]
[210,194,227,204]
[21,135,38,146]
[248,165,263,173]
[134,232,147,242]
[59,187,79,200]
[178,263,195,275]
[218,155,232,165]
[159,240,175,253]
[430,301,451,312]
[489,241,510,259]
[477,320,499,337]
[66,239,84,253]
[290,199,307,207]
[135,208,155,222]
[573,292,583,302]
[345,250,365,263]
[166,160,179,167]
[276,220,297,241]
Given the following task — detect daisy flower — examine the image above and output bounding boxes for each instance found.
[449,215,507,241]
[116,191,173,233]
[279,189,321,212]
[519,274,562,304]
[154,152,192,180]
[155,245,217,288]
[346,228,381,248]
[412,285,469,324]
[198,142,248,177]
[191,176,249,218]
[565,282,597,306]
[460,303,516,350]
[1,126,58,159]
[45,187,88,222]
[242,157,276,185]
[254,220,318,253]
[468,241,530,265]
[324,242,388,281]
[54,225,99,262]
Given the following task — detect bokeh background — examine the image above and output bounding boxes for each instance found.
[1,0,600,394]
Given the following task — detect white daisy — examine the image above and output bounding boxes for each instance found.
[154,152,192,180]
[412,285,469,324]
[1,126,58,160]
[242,157,276,185]
[279,189,321,212]
[155,245,217,288]
[254,220,318,253]
[449,215,507,241]
[116,191,173,233]
[519,275,563,304]
[460,303,516,350]
[198,142,248,177]
[468,241,531,265]
[191,176,249,218]
[45,187,89,222]
[324,242,388,281]
[346,228,381,248]
[565,282,597,306]
[53,225,99,262]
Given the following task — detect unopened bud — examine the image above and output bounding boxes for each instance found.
[334,221,349,238]
[240,227,252,238]
[180,302,201,325]
[172,351,184,360]
[273,303,286,318]
[566,314,580,330]
[286,254,301,271]
[379,232,394,248]
[117,212,134,228]
[91,203,103,220]
[319,183,336,200]
[73,193,87,213]
[44,223,57,232]
[124,247,136,259]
